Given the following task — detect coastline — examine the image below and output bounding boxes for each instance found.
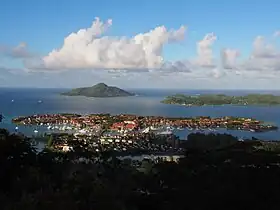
[161,101,280,107]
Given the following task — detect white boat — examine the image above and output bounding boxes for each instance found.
[15,127,18,130]
[166,126,174,130]
[157,130,173,135]
[11,99,14,103]
[38,100,42,103]
[34,130,38,133]
[150,126,158,131]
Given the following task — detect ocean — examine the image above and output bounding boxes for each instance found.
[1,87,280,141]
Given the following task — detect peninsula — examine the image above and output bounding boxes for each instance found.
[61,83,134,98]
[161,94,280,106]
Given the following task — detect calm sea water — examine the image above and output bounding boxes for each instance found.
[1,88,280,141]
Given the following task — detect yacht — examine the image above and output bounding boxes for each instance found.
[34,129,38,133]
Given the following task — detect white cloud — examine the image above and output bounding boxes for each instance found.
[221,48,240,70]
[193,33,217,68]
[221,35,280,73]
[36,17,186,71]
[273,31,280,37]
[209,68,226,79]
[0,42,35,59]
[242,36,280,71]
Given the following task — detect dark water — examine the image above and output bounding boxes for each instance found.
[1,88,280,140]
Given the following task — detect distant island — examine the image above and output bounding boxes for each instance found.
[61,83,135,98]
[161,94,280,106]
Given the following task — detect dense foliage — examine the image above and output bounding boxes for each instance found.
[61,83,134,97]
[162,93,280,106]
[1,129,280,209]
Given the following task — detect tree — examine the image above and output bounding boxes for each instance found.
[47,135,53,147]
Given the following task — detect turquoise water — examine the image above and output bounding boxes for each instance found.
[1,88,280,140]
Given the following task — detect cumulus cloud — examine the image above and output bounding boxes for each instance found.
[209,68,226,79]
[220,34,280,73]
[0,42,35,59]
[4,17,280,85]
[159,60,192,73]
[243,36,280,71]
[193,33,217,68]
[35,17,186,71]
[221,48,240,70]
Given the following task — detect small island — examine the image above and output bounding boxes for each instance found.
[61,83,135,98]
[161,94,280,106]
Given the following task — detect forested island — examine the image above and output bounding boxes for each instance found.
[61,83,135,98]
[161,94,280,106]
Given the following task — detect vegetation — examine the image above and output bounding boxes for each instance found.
[1,129,280,209]
[61,83,135,98]
[162,93,280,106]
[47,135,53,147]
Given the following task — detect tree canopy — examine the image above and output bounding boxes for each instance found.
[1,130,280,209]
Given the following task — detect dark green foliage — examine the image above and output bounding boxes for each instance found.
[162,93,280,106]
[61,83,135,97]
[1,130,280,209]
[47,135,53,147]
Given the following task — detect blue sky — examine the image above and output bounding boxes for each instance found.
[1,0,280,89]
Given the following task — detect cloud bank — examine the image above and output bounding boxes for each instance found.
[2,17,280,88]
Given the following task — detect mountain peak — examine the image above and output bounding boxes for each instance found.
[94,83,108,88]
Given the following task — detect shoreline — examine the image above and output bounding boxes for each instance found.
[161,101,280,107]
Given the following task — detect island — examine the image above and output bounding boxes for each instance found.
[12,113,278,133]
[161,94,280,106]
[61,83,135,98]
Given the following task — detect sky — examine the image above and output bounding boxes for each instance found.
[1,0,280,89]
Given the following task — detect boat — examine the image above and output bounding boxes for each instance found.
[166,126,174,130]
[34,129,38,133]
[150,126,158,131]
[157,131,173,135]
[38,100,42,103]
[249,129,255,132]
[11,99,14,103]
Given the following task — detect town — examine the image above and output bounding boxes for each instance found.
[12,113,278,133]
[11,113,277,161]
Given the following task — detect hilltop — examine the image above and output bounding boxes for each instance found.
[61,83,135,98]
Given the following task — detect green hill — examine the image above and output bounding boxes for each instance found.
[61,83,134,98]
